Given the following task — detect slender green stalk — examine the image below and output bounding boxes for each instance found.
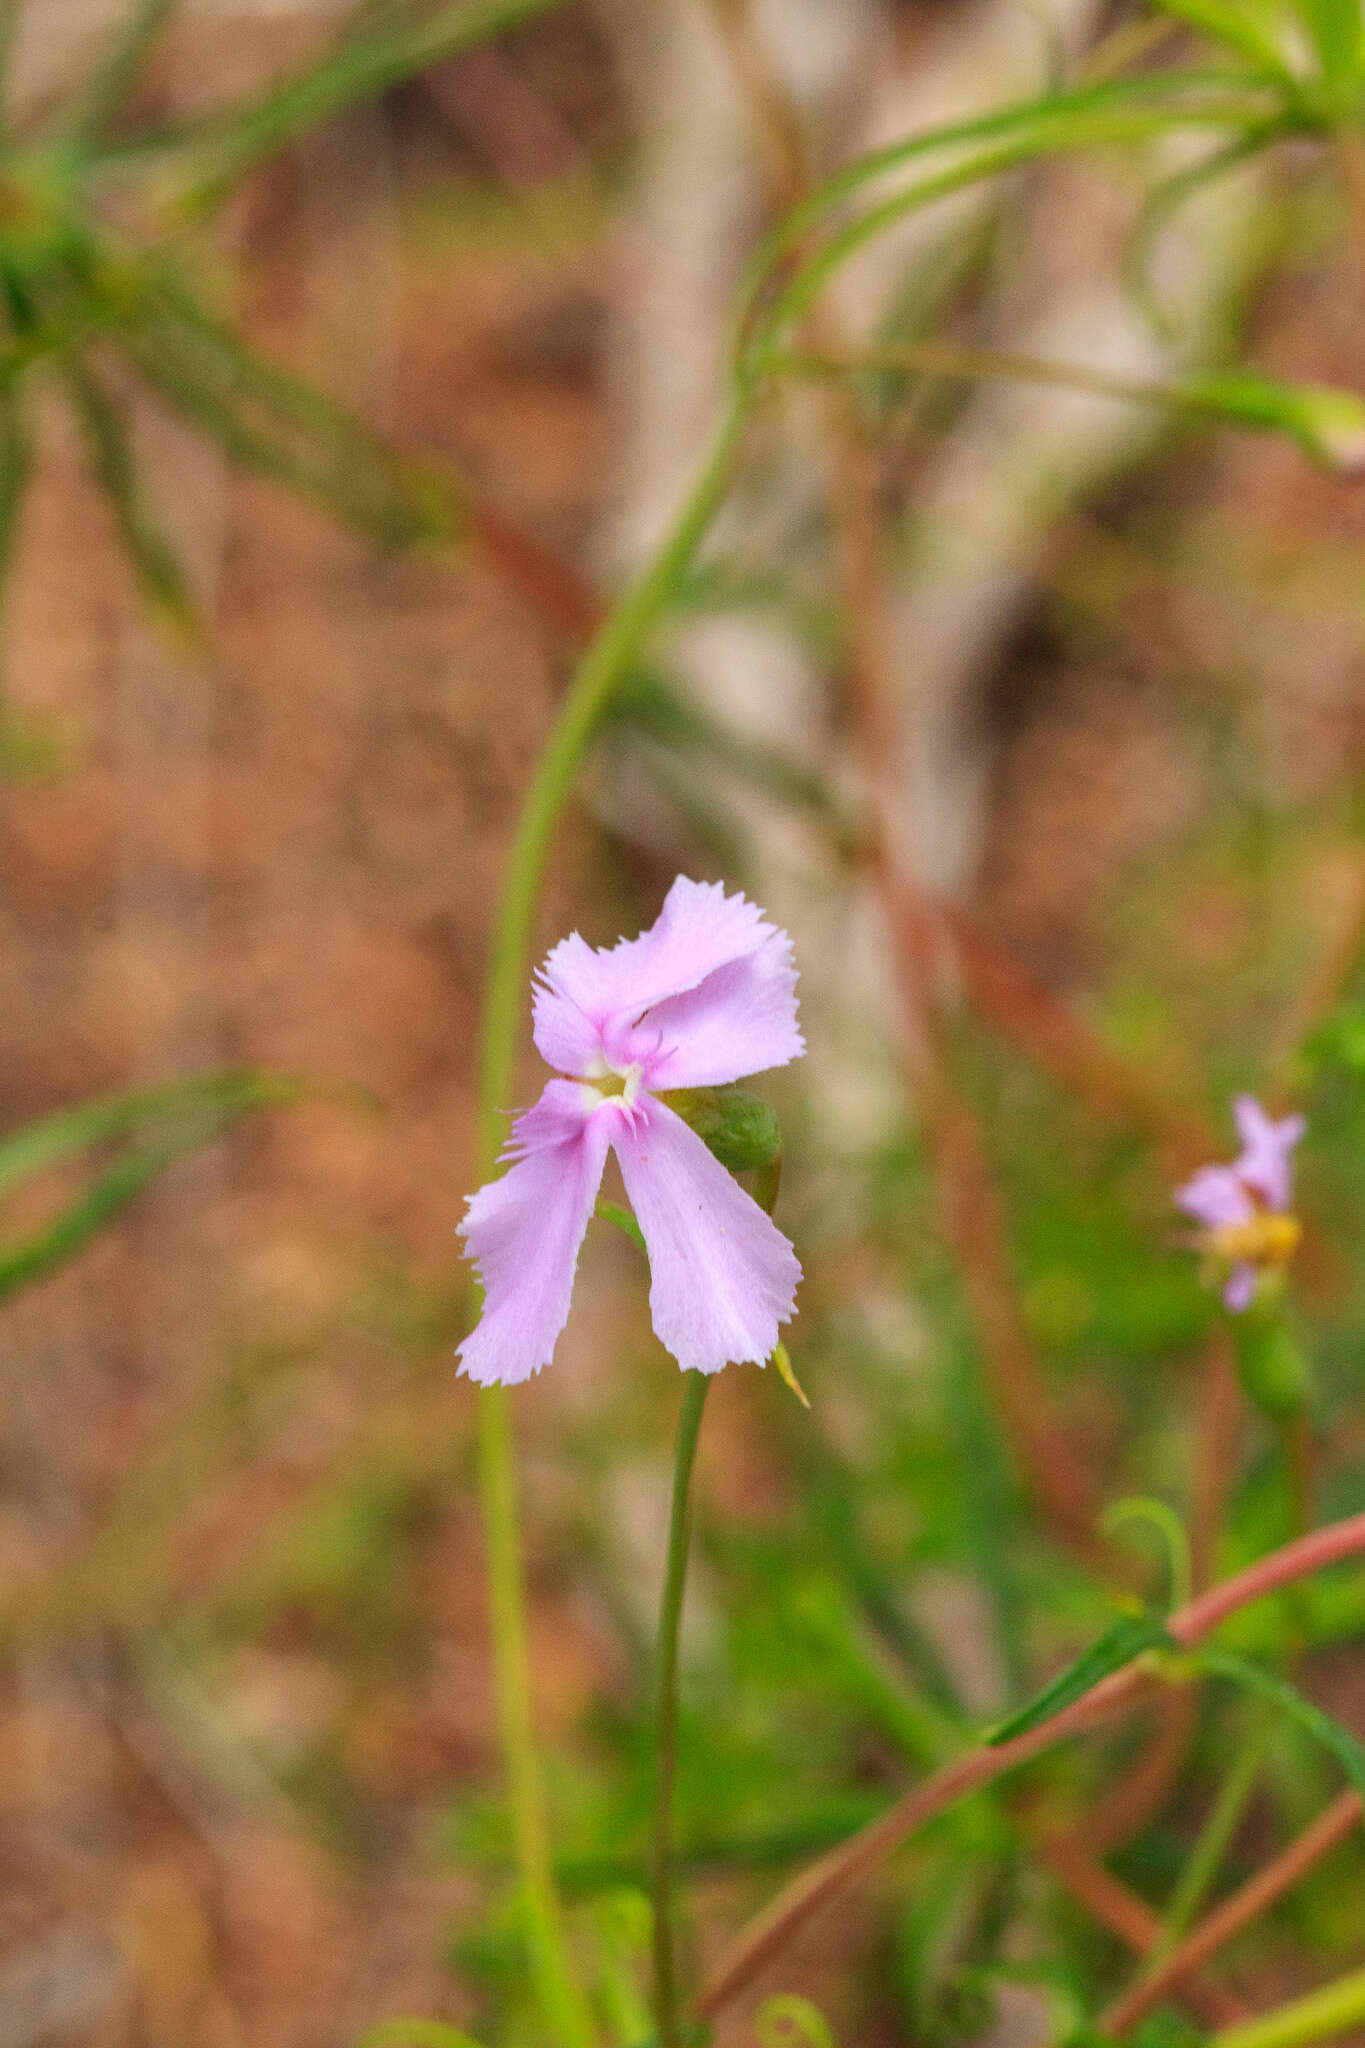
[1212,1962,1365,2048]
[477,1388,597,2048]
[470,389,749,2048]
[652,1370,712,2048]
[475,385,750,1170]
[1147,1713,1269,1969]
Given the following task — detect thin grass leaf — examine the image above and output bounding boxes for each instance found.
[0,1071,309,1197]
[1143,0,1296,74]
[174,0,569,212]
[53,0,177,153]
[1199,1647,1365,1800]
[65,355,204,645]
[122,318,457,549]
[1123,123,1289,336]
[352,2022,489,2048]
[750,102,1281,357]
[983,1610,1175,1746]
[735,66,1283,344]
[0,1085,308,1303]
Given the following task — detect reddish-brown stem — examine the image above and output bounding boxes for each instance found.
[693,1510,1365,2022]
[1101,1789,1365,2036]
[469,498,602,643]
[1067,1686,1202,1861]
[1039,1835,1248,2028]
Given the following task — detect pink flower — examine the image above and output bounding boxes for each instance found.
[1175,1094,1305,1312]
[457,877,804,1386]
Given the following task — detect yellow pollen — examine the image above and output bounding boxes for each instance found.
[1209,1212,1301,1270]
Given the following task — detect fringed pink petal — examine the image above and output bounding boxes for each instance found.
[456,1082,612,1386]
[611,1095,799,1375]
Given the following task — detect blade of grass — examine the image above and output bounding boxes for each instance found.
[53,0,177,152]
[174,0,570,212]
[984,1612,1175,1746]
[1198,1647,1365,1799]
[1144,0,1295,73]
[65,354,205,646]
[0,1070,311,1195]
[0,1084,308,1302]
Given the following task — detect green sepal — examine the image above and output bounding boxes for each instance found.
[663,1085,782,1174]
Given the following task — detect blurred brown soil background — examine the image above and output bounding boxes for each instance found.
[0,3,1363,2044]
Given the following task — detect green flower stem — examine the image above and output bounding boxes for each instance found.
[470,389,749,2048]
[476,1389,597,2048]
[652,1370,712,2048]
[474,387,750,1173]
[1212,1962,1365,2048]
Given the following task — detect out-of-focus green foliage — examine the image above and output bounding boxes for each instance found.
[0,0,570,668]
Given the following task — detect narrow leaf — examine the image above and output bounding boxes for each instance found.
[1200,1648,1365,1800]
[984,1611,1175,1745]
[65,356,205,647]
[54,0,177,152]
[175,0,569,211]
[353,2023,489,2048]
[1143,0,1293,72]
[0,1070,307,1196]
[1301,0,1364,82]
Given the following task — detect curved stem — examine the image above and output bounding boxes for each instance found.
[652,1372,712,2048]
[470,390,750,2048]
[694,1510,1365,2022]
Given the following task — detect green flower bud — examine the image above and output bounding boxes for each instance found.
[663,1084,782,1174]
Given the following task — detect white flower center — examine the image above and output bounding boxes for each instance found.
[578,1058,644,1114]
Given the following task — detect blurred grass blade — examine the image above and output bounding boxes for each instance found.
[65,356,205,647]
[1176,372,1365,469]
[53,0,177,152]
[0,1073,311,1304]
[353,2024,490,2048]
[752,104,1279,354]
[1300,0,1364,81]
[122,290,460,548]
[984,1611,1174,1745]
[1144,0,1295,72]
[1124,124,1289,335]
[175,0,569,212]
[737,67,1282,341]
[1212,1962,1365,2048]
[0,391,31,596]
[1200,1648,1365,1799]
[0,1071,308,1196]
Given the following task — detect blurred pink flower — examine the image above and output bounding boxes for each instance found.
[1175,1094,1304,1311]
[457,877,804,1386]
